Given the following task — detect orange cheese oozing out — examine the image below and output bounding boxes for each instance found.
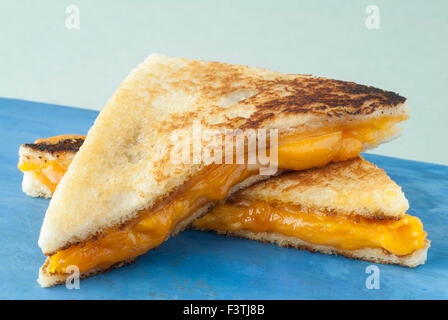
[276,115,405,170]
[193,201,427,256]
[37,116,408,274]
[21,116,405,194]
[18,159,68,193]
[46,164,256,274]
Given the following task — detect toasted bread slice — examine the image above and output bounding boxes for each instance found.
[18,135,85,198]
[193,157,429,267]
[229,157,409,219]
[37,54,409,286]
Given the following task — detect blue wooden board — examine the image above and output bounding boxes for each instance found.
[0,97,447,300]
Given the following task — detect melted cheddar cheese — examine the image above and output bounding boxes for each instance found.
[20,116,405,194]
[18,159,69,193]
[34,115,409,274]
[47,164,256,274]
[193,201,427,256]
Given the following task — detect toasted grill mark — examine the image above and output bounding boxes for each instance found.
[230,157,404,220]
[24,138,85,154]
[151,71,407,166]
[240,78,406,128]
[164,59,406,131]
[129,58,406,139]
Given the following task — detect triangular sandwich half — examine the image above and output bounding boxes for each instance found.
[18,135,85,198]
[193,157,429,267]
[37,54,409,286]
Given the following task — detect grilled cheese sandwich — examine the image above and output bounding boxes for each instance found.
[30,54,409,286]
[18,135,85,198]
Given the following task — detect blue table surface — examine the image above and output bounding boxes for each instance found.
[0,97,447,300]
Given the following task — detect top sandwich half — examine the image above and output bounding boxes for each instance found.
[38,53,408,258]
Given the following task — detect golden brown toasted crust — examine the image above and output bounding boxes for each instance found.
[22,135,85,154]
[19,135,86,166]
[229,157,408,219]
[38,54,408,255]
[157,60,406,132]
[238,78,406,129]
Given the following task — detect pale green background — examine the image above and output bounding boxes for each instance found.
[1,0,447,164]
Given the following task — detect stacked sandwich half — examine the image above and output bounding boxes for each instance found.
[18,54,429,287]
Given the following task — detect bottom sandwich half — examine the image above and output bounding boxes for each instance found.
[193,157,429,267]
